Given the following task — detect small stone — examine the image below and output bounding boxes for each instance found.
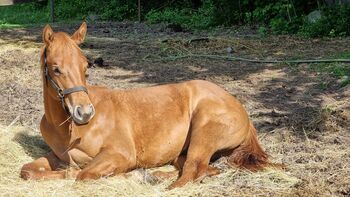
[287,87,296,93]
[307,10,322,23]
[341,75,349,82]
[226,46,234,54]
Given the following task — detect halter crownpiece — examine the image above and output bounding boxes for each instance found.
[43,47,88,115]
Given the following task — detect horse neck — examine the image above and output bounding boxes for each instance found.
[43,83,83,146]
[43,81,70,128]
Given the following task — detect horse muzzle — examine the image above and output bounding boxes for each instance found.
[72,104,95,124]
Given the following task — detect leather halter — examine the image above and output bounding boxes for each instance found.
[43,48,88,114]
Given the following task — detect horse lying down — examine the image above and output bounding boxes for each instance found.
[20,22,280,189]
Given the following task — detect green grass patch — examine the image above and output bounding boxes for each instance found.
[0,3,50,27]
[0,23,24,29]
[332,51,350,59]
[307,51,350,87]
[145,0,215,30]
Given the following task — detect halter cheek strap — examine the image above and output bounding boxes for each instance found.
[43,48,88,114]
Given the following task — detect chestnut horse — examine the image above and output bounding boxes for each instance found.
[20,22,275,188]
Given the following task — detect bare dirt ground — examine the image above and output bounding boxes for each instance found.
[0,22,349,196]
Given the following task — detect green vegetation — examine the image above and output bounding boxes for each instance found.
[0,0,350,37]
[55,0,137,21]
[310,51,350,87]
[298,5,350,37]
[0,2,49,27]
[146,2,214,29]
[146,0,350,37]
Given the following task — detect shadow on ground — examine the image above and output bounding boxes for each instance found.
[13,131,50,159]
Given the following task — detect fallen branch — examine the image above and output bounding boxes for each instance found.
[188,37,210,43]
[160,54,350,64]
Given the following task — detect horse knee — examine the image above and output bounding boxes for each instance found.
[20,163,37,180]
[20,165,34,180]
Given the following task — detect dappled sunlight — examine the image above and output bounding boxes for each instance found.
[0,22,349,196]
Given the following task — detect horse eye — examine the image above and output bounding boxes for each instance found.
[53,67,61,76]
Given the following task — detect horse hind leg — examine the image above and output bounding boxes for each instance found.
[167,148,219,189]
[167,122,222,189]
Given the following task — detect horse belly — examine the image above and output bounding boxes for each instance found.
[136,124,190,168]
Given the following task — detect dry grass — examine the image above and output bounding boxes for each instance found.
[1,23,350,196]
[0,44,40,85]
[0,125,301,197]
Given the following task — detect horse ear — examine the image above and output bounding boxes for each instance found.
[43,24,54,45]
[71,22,87,45]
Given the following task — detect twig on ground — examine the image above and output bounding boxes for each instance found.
[5,115,20,132]
[188,37,210,43]
[155,54,350,64]
[302,128,310,143]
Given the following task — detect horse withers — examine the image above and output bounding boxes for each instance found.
[20,22,277,189]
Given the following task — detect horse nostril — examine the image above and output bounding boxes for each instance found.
[74,105,83,120]
[73,104,94,124]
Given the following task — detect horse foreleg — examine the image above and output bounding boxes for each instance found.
[20,151,79,180]
[76,149,135,180]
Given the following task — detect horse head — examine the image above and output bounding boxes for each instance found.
[41,22,94,124]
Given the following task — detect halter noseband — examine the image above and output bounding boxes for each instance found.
[43,48,88,114]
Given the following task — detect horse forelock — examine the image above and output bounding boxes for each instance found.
[42,32,87,67]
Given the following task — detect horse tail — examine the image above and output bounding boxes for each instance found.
[228,121,283,171]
